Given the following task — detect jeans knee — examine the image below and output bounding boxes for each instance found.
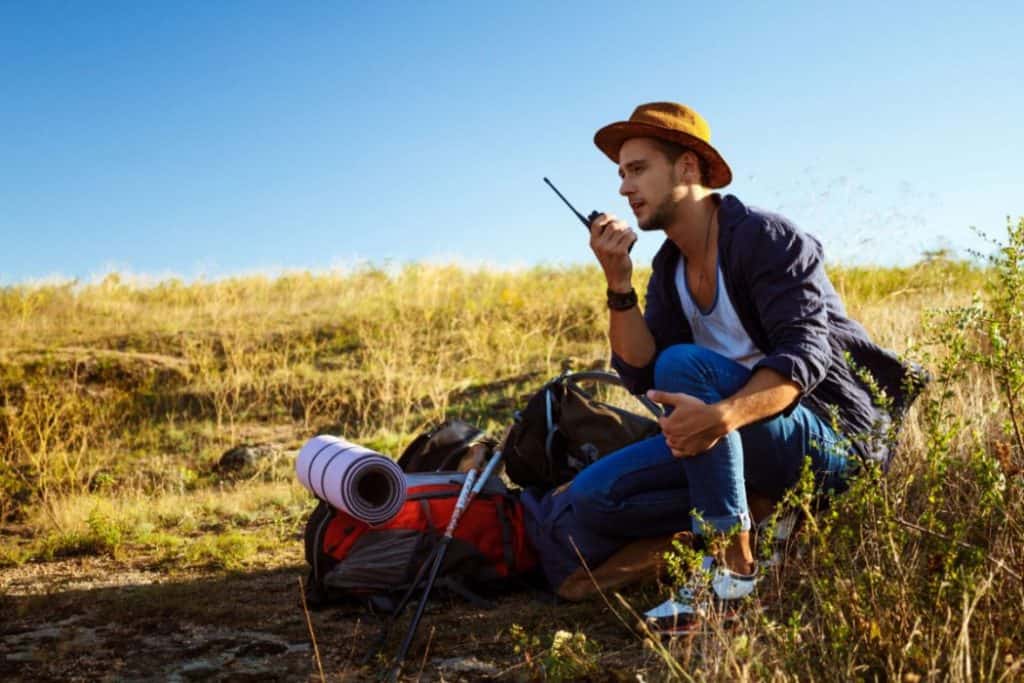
[653,344,707,392]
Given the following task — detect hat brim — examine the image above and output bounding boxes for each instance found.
[594,121,732,189]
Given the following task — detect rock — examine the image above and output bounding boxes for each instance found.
[5,626,62,644]
[234,639,290,657]
[5,650,40,663]
[434,655,500,676]
[178,658,221,679]
[217,444,279,473]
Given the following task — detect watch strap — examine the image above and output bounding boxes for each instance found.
[606,288,638,311]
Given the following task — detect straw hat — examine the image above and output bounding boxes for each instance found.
[594,102,732,188]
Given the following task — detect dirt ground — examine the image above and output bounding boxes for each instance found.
[1,552,663,682]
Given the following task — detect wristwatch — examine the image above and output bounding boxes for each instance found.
[606,288,638,311]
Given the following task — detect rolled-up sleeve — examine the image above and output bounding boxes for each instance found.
[611,349,654,395]
[748,222,832,397]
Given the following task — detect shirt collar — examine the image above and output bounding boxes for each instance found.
[718,194,748,230]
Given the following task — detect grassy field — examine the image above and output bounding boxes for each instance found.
[2,221,1023,681]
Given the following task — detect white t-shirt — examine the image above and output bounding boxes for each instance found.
[675,259,765,369]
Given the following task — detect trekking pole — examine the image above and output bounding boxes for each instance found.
[383,445,489,628]
[387,446,506,681]
[365,444,489,665]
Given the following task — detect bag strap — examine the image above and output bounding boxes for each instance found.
[305,500,337,595]
[418,498,437,531]
[495,495,515,574]
[544,386,556,459]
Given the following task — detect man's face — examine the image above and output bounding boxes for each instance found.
[617,137,681,232]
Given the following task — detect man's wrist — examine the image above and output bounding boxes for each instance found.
[607,281,633,294]
[713,399,742,435]
[606,288,638,311]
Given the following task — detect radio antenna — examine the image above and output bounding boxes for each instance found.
[543,177,593,229]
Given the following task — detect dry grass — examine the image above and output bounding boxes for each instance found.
[1,233,1022,680]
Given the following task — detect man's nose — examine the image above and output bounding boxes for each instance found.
[619,177,634,196]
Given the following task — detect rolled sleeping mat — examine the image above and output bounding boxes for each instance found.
[296,435,407,526]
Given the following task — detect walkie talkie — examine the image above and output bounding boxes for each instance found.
[543,177,635,252]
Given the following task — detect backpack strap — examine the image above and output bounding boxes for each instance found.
[397,498,441,589]
[495,494,515,574]
[544,386,556,460]
[419,498,437,531]
[303,500,337,605]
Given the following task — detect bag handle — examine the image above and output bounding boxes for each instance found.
[556,370,663,418]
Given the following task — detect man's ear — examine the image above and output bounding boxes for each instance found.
[675,150,700,184]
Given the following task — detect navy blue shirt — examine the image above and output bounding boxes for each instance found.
[611,194,918,464]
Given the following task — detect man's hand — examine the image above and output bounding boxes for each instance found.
[647,389,730,458]
[589,213,636,292]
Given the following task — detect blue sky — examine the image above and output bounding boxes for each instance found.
[1,1,1021,284]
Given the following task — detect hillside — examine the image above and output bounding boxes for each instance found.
[2,242,1022,681]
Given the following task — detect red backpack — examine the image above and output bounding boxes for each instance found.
[303,471,538,608]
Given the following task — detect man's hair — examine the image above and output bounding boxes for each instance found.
[652,138,710,186]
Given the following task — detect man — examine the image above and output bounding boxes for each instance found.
[569,101,921,622]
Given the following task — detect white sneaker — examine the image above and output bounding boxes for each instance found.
[711,565,758,600]
[643,587,700,628]
[643,557,757,636]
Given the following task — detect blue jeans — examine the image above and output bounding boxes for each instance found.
[571,344,851,536]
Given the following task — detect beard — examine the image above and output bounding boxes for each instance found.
[638,167,681,232]
[638,193,676,232]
